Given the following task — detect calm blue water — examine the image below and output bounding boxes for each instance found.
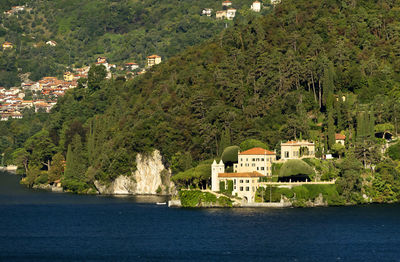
[1,172,400,261]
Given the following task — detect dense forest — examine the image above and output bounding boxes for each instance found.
[0,0,262,87]
[3,0,400,203]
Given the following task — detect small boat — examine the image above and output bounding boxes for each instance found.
[156,202,167,205]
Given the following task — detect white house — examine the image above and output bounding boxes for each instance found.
[46,40,57,47]
[335,133,346,145]
[280,140,315,160]
[226,8,237,20]
[202,8,212,16]
[251,1,262,12]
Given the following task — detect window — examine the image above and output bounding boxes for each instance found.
[234,186,236,190]
[240,158,242,161]
[252,158,255,161]
[234,179,236,185]
[246,158,248,161]
[246,180,249,183]
[240,164,243,167]
[252,163,255,167]
[285,151,289,158]
[240,187,243,191]
[257,167,259,170]
[240,180,243,183]
[261,167,264,170]
[261,158,264,161]
[246,187,249,191]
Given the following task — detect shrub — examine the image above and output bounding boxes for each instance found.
[387,142,400,160]
[279,159,314,177]
[227,180,233,195]
[221,146,240,165]
[179,190,231,207]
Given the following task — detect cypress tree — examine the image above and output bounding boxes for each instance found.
[327,111,335,149]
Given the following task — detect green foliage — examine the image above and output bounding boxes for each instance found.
[221,146,240,165]
[227,180,234,195]
[87,64,107,92]
[335,151,364,203]
[279,160,314,177]
[366,159,400,203]
[179,190,232,207]
[48,152,65,183]
[257,185,343,205]
[219,181,225,192]
[63,134,88,192]
[240,139,268,151]
[387,142,400,160]
[172,160,212,188]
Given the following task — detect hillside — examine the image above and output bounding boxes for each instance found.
[0,0,264,86]
[4,0,400,200]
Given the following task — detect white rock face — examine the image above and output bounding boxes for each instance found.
[135,150,164,194]
[94,150,175,195]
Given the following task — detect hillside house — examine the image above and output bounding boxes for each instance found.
[97,57,107,63]
[234,147,276,176]
[46,40,57,47]
[222,1,232,7]
[335,134,346,145]
[226,8,237,20]
[270,0,281,5]
[2,42,13,50]
[202,8,212,16]
[125,62,139,71]
[251,1,261,12]
[216,10,227,19]
[280,140,315,160]
[212,160,264,203]
[147,55,162,67]
[63,72,74,82]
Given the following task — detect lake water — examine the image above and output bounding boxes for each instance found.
[1,171,400,261]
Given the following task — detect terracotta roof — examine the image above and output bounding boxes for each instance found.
[281,140,314,146]
[147,55,161,58]
[218,171,265,178]
[335,133,346,140]
[239,147,275,155]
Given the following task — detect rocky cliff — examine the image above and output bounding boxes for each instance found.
[94,150,175,195]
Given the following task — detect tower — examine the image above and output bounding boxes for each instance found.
[211,160,225,191]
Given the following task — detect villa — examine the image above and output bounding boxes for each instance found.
[212,159,265,203]
[233,147,276,176]
[147,55,162,67]
[280,140,315,160]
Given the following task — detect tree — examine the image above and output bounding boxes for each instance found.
[87,64,107,92]
[221,146,240,166]
[63,134,88,192]
[24,130,56,170]
[336,150,363,202]
[48,152,65,183]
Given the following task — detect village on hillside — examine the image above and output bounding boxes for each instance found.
[0,54,162,121]
[0,0,277,122]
